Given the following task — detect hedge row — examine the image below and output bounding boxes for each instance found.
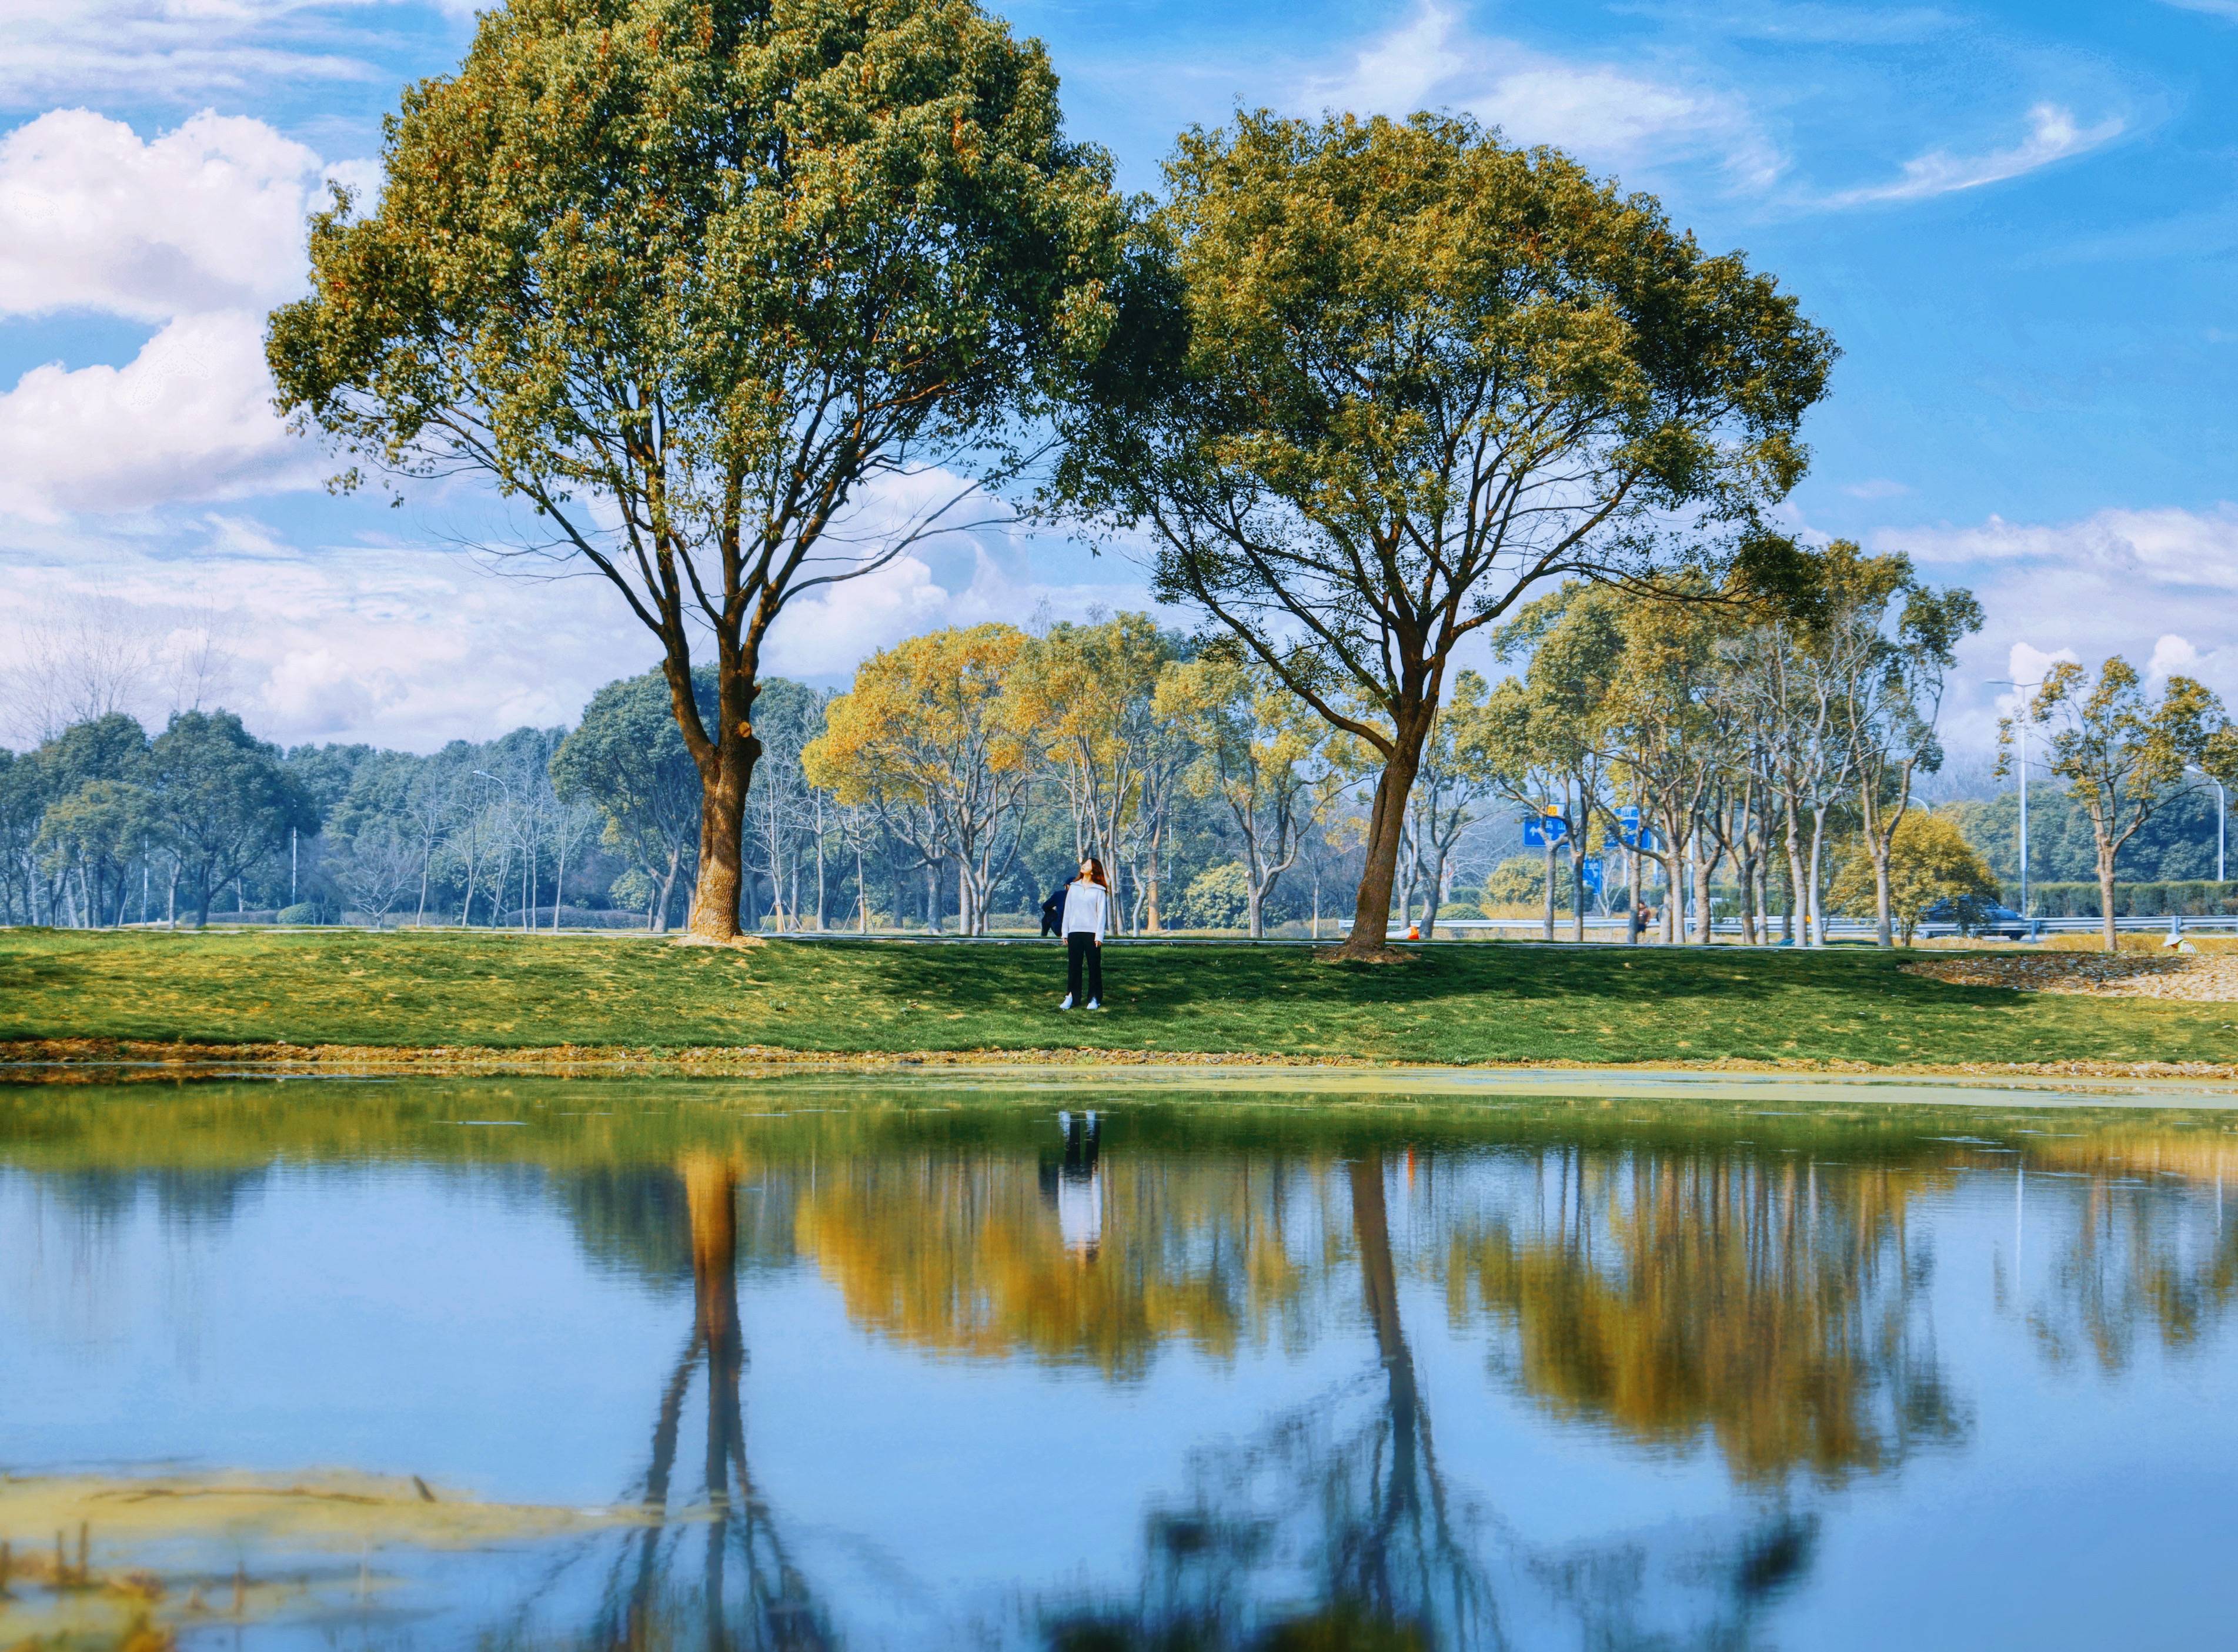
[2022,880,2238,918]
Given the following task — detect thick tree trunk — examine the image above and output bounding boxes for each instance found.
[1337,742,1422,958]
[1541,841,1556,943]
[2099,855,2119,953]
[1872,847,1893,947]
[687,740,752,940]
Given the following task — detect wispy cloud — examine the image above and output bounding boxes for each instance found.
[2159,1,2238,21]
[0,0,461,112]
[1307,2,1783,190]
[1822,103,2123,207]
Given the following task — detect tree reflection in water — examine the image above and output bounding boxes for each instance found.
[15,1086,2238,1648]
[1034,1152,1821,1651]
[504,1155,831,1651]
[1443,1147,1968,1483]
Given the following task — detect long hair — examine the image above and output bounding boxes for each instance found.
[1079,856,1109,889]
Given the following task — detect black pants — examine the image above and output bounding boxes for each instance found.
[1066,931,1103,1002]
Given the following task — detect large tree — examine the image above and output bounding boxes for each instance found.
[269,0,1125,940]
[147,710,319,929]
[551,668,712,932]
[803,623,1030,934]
[1056,111,1834,957]
[2010,658,2236,952]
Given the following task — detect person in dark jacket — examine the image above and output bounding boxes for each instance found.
[1040,884,1067,938]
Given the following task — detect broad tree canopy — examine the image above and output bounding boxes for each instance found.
[1057,110,1835,954]
[269,0,1126,939]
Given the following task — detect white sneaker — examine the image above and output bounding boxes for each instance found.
[1086,999,1102,1011]
[1058,994,1074,1011]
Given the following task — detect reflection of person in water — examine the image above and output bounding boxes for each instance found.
[1038,1110,1103,1259]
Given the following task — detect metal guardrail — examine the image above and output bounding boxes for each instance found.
[1426,914,2238,939]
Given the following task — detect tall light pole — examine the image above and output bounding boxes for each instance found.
[472,770,520,931]
[1991,679,2042,916]
[2190,765,2227,886]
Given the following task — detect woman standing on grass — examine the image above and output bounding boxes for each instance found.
[1058,857,1110,1011]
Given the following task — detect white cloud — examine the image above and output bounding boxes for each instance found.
[1873,506,2238,750]
[2147,633,2202,680]
[1309,2,1781,189]
[0,108,370,515]
[1822,103,2123,208]
[2160,1,2238,19]
[1842,478,1912,500]
[0,108,338,320]
[0,514,1161,750]
[1892,504,2238,589]
[0,312,309,518]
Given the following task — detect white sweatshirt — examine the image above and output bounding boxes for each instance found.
[1060,879,1109,942]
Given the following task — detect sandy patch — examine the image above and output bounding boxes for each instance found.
[1905,952,2238,1003]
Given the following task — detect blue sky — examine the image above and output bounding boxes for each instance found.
[1,0,2233,752]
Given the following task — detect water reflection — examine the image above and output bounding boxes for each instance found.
[1444,1150,1965,1482]
[3,1081,2237,1649]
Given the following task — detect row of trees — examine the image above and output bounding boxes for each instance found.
[0,712,319,929]
[268,0,1835,958]
[0,628,1388,934]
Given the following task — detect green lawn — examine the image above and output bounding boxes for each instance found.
[2,927,2233,1069]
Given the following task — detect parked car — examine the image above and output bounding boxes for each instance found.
[1918,898,2031,939]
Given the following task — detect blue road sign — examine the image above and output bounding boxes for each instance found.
[1521,812,1569,848]
[1616,808,1661,853]
[1578,855,1603,894]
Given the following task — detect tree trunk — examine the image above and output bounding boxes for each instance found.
[2098,852,2119,953]
[686,737,752,941]
[1337,741,1423,959]
[1541,840,1556,943]
[1871,845,1894,947]
[1806,807,1829,947]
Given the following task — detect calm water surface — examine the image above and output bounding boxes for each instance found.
[2,1074,2234,1650]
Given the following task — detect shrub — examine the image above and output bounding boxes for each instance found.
[276,901,326,925]
[1828,813,1998,944]
[1180,862,1250,929]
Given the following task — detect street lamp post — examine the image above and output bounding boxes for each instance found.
[1992,679,2042,918]
[2189,767,2227,886]
[472,770,524,932]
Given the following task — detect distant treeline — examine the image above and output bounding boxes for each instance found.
[0,628,1383,934]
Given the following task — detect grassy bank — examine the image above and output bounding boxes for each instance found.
[3,928,2235,1072]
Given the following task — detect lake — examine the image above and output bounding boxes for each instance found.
[2,1069,2234,1650]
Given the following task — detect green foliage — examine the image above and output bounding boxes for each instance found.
[1481,856,1556,912]
[147,711,320,929]
[2016,880,2238,919]
[1055,108,1835,949]
[1827,812,1998,944]
[2009,657,2233,948]
[268,0,1128,938]
[552,668,711,929]
[1179,862,1251,929]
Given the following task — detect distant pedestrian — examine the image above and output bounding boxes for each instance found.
[1628,901,1654,943]
[1040,883,1067,938]
[1058,856,1110,1011]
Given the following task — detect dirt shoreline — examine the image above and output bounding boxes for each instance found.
[5,1036,2234,1085]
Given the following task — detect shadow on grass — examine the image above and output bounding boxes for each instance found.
[788,938,2022,1019]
